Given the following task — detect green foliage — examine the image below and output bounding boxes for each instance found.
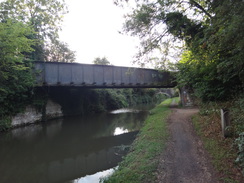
[0,117,11,131]
[160,98,174,106]
[128,88,167,105]
[0,19,36,127]
[177,1,244,101]
[191,99,244,179]
[116,0,244,101]
[231,95,244,135]
[176,50,231,101]
[0,0,75,129]
[44,39,76,62]
[47,88,125,115]
[93,57,111,65]
[115,0,213,65]
[230,94,244,173]
[0,0,67,35]
[0,0,76,62]
[104,89,128,109]
[46,88,167,117]
[31,88,49,113]
[207,1,244,85]
[192,111,242,182]
[235,132,244,174]
[86,88,164,112]
[116,1,244,175]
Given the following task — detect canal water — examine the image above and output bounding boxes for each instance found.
[0,104,154,183]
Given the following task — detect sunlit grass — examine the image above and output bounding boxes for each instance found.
[174,97,180,104]
[160,98,173,106]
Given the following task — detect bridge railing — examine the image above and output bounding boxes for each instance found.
[34,61,176,88]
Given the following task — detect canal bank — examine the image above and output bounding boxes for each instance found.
[104,97,244,183]
[0,103,158,183]
[103,98,179,183]
[1,88,170,131]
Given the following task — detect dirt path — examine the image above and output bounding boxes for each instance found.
[156,107,219,183]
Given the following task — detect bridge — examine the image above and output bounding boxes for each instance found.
[34,61,176,88]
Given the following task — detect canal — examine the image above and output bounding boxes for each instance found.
[0,104,154,183]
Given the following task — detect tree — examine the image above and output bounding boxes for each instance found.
[115,0,244,173]
[93,57,111,65]
[44,39,76,62]
[175,0,244,101]
[114,0,212,64]
[0,19,36,123]
[115,0,244,101]
[206,0,244,86]
[0,0,76,62]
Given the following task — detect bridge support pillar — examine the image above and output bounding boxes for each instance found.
[179,87,193,107]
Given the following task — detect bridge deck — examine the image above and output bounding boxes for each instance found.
[34,62,176,88]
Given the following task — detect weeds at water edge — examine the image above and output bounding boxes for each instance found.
[101,98,178,183]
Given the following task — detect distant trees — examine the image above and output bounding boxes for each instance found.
[93,57,111,65]
[44,40,76,63]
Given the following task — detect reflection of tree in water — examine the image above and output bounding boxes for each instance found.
[0,107,150,183]
[0,132,134,183]
[94,111,149,138]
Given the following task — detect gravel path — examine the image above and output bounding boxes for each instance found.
[156,107,219,183]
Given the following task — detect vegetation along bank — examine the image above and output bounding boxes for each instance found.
[0,87,171,131]
[102,98,177,183]
[103,98,244,183]
[114,0,244,176]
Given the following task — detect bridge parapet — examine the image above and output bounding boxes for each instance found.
[34,62,176,88]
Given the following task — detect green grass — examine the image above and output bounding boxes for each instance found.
[160,98,174,106]
[174,97,181,104]
[192,114,241,183]
[102,98,178,183]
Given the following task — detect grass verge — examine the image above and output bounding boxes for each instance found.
[102,98,178,183]
[160,98,174,106]
[192,113,244,183]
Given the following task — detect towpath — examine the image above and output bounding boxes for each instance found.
[156,106,219,183]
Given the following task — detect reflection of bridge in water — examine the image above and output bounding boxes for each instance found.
[48,146,122,183]
[34,62,176,88]
[0,130,138,183]
[47,131,138,182]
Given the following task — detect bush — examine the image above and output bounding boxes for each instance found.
[0,117,11,131]
[0,20,36,130]
[235,132,244,174]
[231,94,244,173]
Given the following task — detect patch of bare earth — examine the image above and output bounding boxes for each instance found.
[156,108,219,183]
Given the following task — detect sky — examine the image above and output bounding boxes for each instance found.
[59,0,139,67]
